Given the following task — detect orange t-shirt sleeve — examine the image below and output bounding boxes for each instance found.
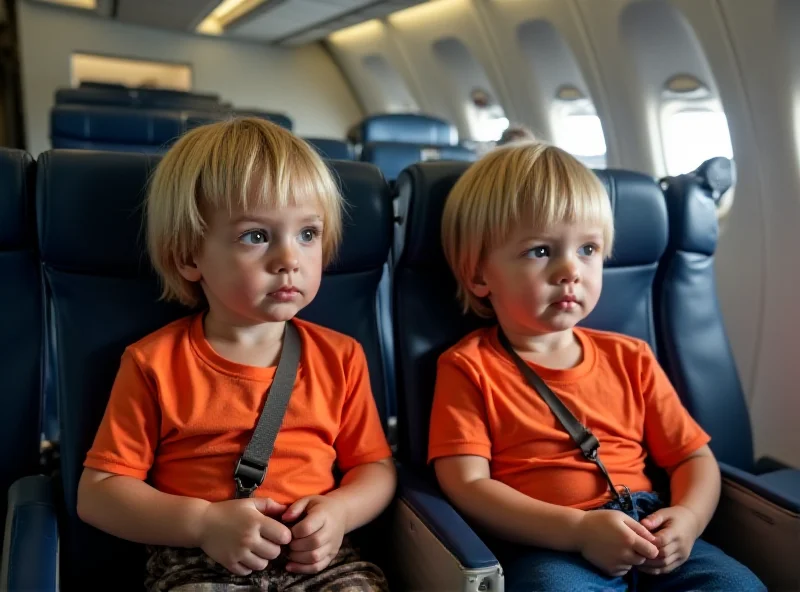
[428,353,492,463]
[640,343,710,469]
[83,350,160,480]
[335,342,392,472]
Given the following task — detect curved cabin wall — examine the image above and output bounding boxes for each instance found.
[327,0,800,467]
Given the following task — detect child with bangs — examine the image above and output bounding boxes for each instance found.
[77,118,396,591]
[428,142,765,591]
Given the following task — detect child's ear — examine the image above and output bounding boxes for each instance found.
[176,254,202,283]
[468,269,490,299]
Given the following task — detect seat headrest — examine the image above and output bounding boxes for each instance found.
[396,164,668,270]
[51,105,183,146]
[0,148,35,250]
[355,114,458,146]
[326,161,392,272]
[55,87,220,111]
[304,138,354,161]
[362,142,476,182]
[37,150,160,276]
[232,109,293,131]
[662,175,718,256]
[37,151,390,276]
[595,169,669,267]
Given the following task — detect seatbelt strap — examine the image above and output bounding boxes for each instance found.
[233,321,301,499]
[497,328,631,508]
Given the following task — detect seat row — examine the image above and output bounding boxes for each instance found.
[50,102,477,182]
[1,148,796,591]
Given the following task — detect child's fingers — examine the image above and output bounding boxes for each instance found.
[289,530,329,552]
[286,557,332,574]
[252,497,288,517]
[287,546,330,565]
[643,541,680,567]
[624,517,658,546]
[641,509,670,531]
[282,497,311,522]
[291,510,326,539]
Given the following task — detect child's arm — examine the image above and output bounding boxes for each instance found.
[280,459,396,574]
[435,455,659,576]
[639,445,720,575]
[78,468,292,575]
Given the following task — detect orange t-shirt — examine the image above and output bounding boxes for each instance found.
[428,326,710,510]
[84,314,392,504]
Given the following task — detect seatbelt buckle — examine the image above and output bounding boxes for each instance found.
[234,457,267,499]
[578,430,600,461]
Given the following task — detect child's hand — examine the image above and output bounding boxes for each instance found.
[281,495,347,574]
[639,505,700,575]
[577,509,660,577]
[198,497,292,576]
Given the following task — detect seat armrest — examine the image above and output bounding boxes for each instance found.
[397,465,498,569]
[390,465,503,591]
[719,462,800,513]
[703,462,799,590]
[2,475,59,591]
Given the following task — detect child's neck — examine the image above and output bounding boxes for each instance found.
[203,310,287,368]
[501,326,582,370]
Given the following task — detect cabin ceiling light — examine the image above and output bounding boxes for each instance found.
[36,0,97,9]
[196,0,268,35]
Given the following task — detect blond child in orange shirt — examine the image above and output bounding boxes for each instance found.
[77,118,396,591]
[428,142,764,591]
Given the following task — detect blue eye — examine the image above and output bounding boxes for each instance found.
[240,230,268,245]
[579,244,598,256]
[299,228,319,243]
[525,246,549,258]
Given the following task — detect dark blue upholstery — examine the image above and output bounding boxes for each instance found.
[6,150,392,589]
[656,175,800,502]
[50,105,184,153]
[353,114,458,146]
[50,105,294,153]
[305,137,354,160]
[361,142,476,182]
[393,162,668,468]
[233,109,293,130]
[55,87,220,111]
[0,148,41,547]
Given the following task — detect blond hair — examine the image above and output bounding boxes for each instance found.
[441,141,614,318]
[146,117,343,307]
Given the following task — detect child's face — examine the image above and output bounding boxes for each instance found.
[470,220,605,336]
[182,199,325,326]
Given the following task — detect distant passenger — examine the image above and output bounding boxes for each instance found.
[497,124,536,146]
[76,118,396,591]
[429,141,766,592]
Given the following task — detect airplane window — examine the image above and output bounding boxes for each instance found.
[662,108,733,176]
[469,87,509,142]
[558,113,607,168]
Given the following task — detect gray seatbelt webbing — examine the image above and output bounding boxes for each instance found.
[233,321,301,499]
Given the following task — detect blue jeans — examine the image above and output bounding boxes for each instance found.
[490,491,766,592]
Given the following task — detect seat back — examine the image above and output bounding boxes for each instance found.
[393,163,668,468]
[361,142,476,183]
[0,148,41,543]
[655,174,754,471]
[304,138,354,160]
[50,105,184,153]
[37,150,392,587]
[351,113,459,146]
[55,87,221,111]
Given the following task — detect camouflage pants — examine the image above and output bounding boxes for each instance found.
[144,536,389,592]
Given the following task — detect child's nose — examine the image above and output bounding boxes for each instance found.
[269,242,300,274]
[554,258,580,283]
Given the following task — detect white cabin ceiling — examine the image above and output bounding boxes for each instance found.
[27,0,428,47]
